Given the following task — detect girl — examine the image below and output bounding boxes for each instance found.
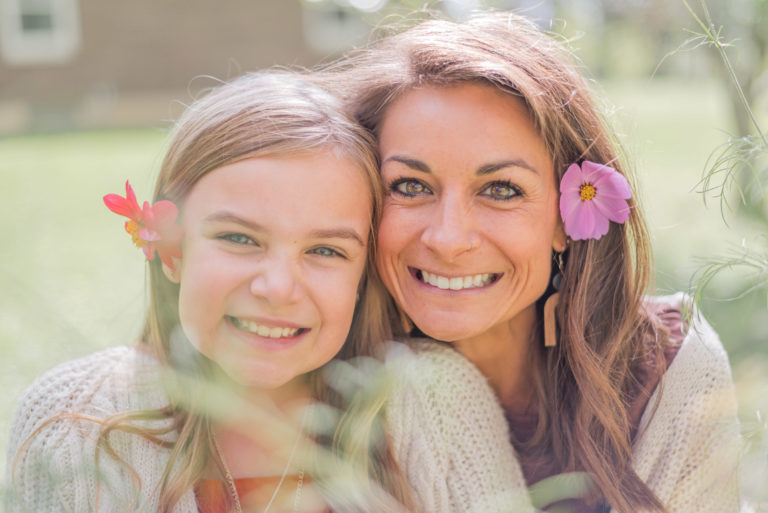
[5,71,416,513]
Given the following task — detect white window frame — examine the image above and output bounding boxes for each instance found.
[1,0,81,66]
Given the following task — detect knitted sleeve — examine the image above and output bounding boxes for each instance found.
[4,346,170,513]
[384,341,534,513]
[628,301,744,513]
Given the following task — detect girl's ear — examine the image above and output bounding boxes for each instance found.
[162,258,181,283]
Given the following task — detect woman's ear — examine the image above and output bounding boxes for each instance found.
[162,258,181,283]
[552,220,568,253]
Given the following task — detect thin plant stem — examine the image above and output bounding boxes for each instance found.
[681,0,768,146]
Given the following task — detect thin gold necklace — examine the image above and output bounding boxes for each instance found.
[212,408,309,513]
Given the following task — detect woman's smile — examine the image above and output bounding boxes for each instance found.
[376,83,567,345]
[410,267,502,291]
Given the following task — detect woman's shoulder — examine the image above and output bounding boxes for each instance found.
[632,299,742,511]
[646,292,732,378]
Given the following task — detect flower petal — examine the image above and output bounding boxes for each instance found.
[580,160,614,182]
[565,202,600,240]
[149,201,180,230]
[138,227,160,242]
[593,169,631,200]
[590,211,610,239]
[560,163,585,194]
[592,193,631,223]
[142,245,155,260]
[157,242,182,270]
[104,181,143,220]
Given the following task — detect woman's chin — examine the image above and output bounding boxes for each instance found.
[409,314,491,343]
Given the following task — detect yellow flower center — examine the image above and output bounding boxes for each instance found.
[126,220,147,247]
[580,183,596,201]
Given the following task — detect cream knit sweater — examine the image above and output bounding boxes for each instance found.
[384,294,745,513]
[5,296,744,513]
[5,346,200,513]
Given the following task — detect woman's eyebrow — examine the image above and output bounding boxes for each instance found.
[383,155,539,176]
[477,159,540,176]
[382,155,431,173]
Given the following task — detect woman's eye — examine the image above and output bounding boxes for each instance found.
[219,233,255,245]
[480,182,521,201]
[309,246,342,258]
[391,179,431,197]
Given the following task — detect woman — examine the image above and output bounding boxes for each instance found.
[326,12,743,513]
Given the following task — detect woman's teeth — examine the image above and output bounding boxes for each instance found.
[418,270,496,290]
[229,317,301,338]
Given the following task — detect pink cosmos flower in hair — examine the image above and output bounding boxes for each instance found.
[104,181,183,269]
[559,161,632,240]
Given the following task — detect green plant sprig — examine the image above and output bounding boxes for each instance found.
[681,0,767,147]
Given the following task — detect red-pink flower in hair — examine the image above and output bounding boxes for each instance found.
[559,161,631,240]
[104,181,183,269]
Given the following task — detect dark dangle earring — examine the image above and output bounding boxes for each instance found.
[544,252,564,347]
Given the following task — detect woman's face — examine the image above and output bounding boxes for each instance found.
[377,83,567,345]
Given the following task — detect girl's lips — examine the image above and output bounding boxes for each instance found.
[226,316,308,339]
[409,267,502,291]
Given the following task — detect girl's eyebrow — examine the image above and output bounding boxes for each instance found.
[308,228,365,247]
[384,155,539,175]
[202,211,365,247]
[203,211,264,231]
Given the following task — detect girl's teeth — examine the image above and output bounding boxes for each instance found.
[231,317,300,338]
[420,271,495,290]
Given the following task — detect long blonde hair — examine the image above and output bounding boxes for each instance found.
[88,71,410,512]
[321,12,670,513]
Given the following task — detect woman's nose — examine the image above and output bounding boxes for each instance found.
[420,194,479,261]
[249,258,303,306]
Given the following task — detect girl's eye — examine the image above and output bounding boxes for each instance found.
[308,246,343,258]
[480,181,522,201]
[219,233,255,245]
[390,178,431,197]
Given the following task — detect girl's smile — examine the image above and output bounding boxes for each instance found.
[167,153,372,392]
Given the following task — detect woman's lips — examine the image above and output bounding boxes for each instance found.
[410,267,501,291]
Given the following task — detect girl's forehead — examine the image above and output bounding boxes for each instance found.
[181,155,373,234]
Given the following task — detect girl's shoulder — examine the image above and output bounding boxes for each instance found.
[383,338,506,439]
[8,345,166,450]
[384,338,492,395]
[382,340,533,513]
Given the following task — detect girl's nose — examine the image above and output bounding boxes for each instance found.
[249,258,303,306]
[420,194,480,262]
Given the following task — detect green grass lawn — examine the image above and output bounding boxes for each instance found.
[2,77,766,502]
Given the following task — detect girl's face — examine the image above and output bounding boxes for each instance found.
[376,84,567,345]
[169,154,372,391]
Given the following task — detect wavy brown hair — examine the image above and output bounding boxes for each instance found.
[319,12,671,513]
[12,71,414,513]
